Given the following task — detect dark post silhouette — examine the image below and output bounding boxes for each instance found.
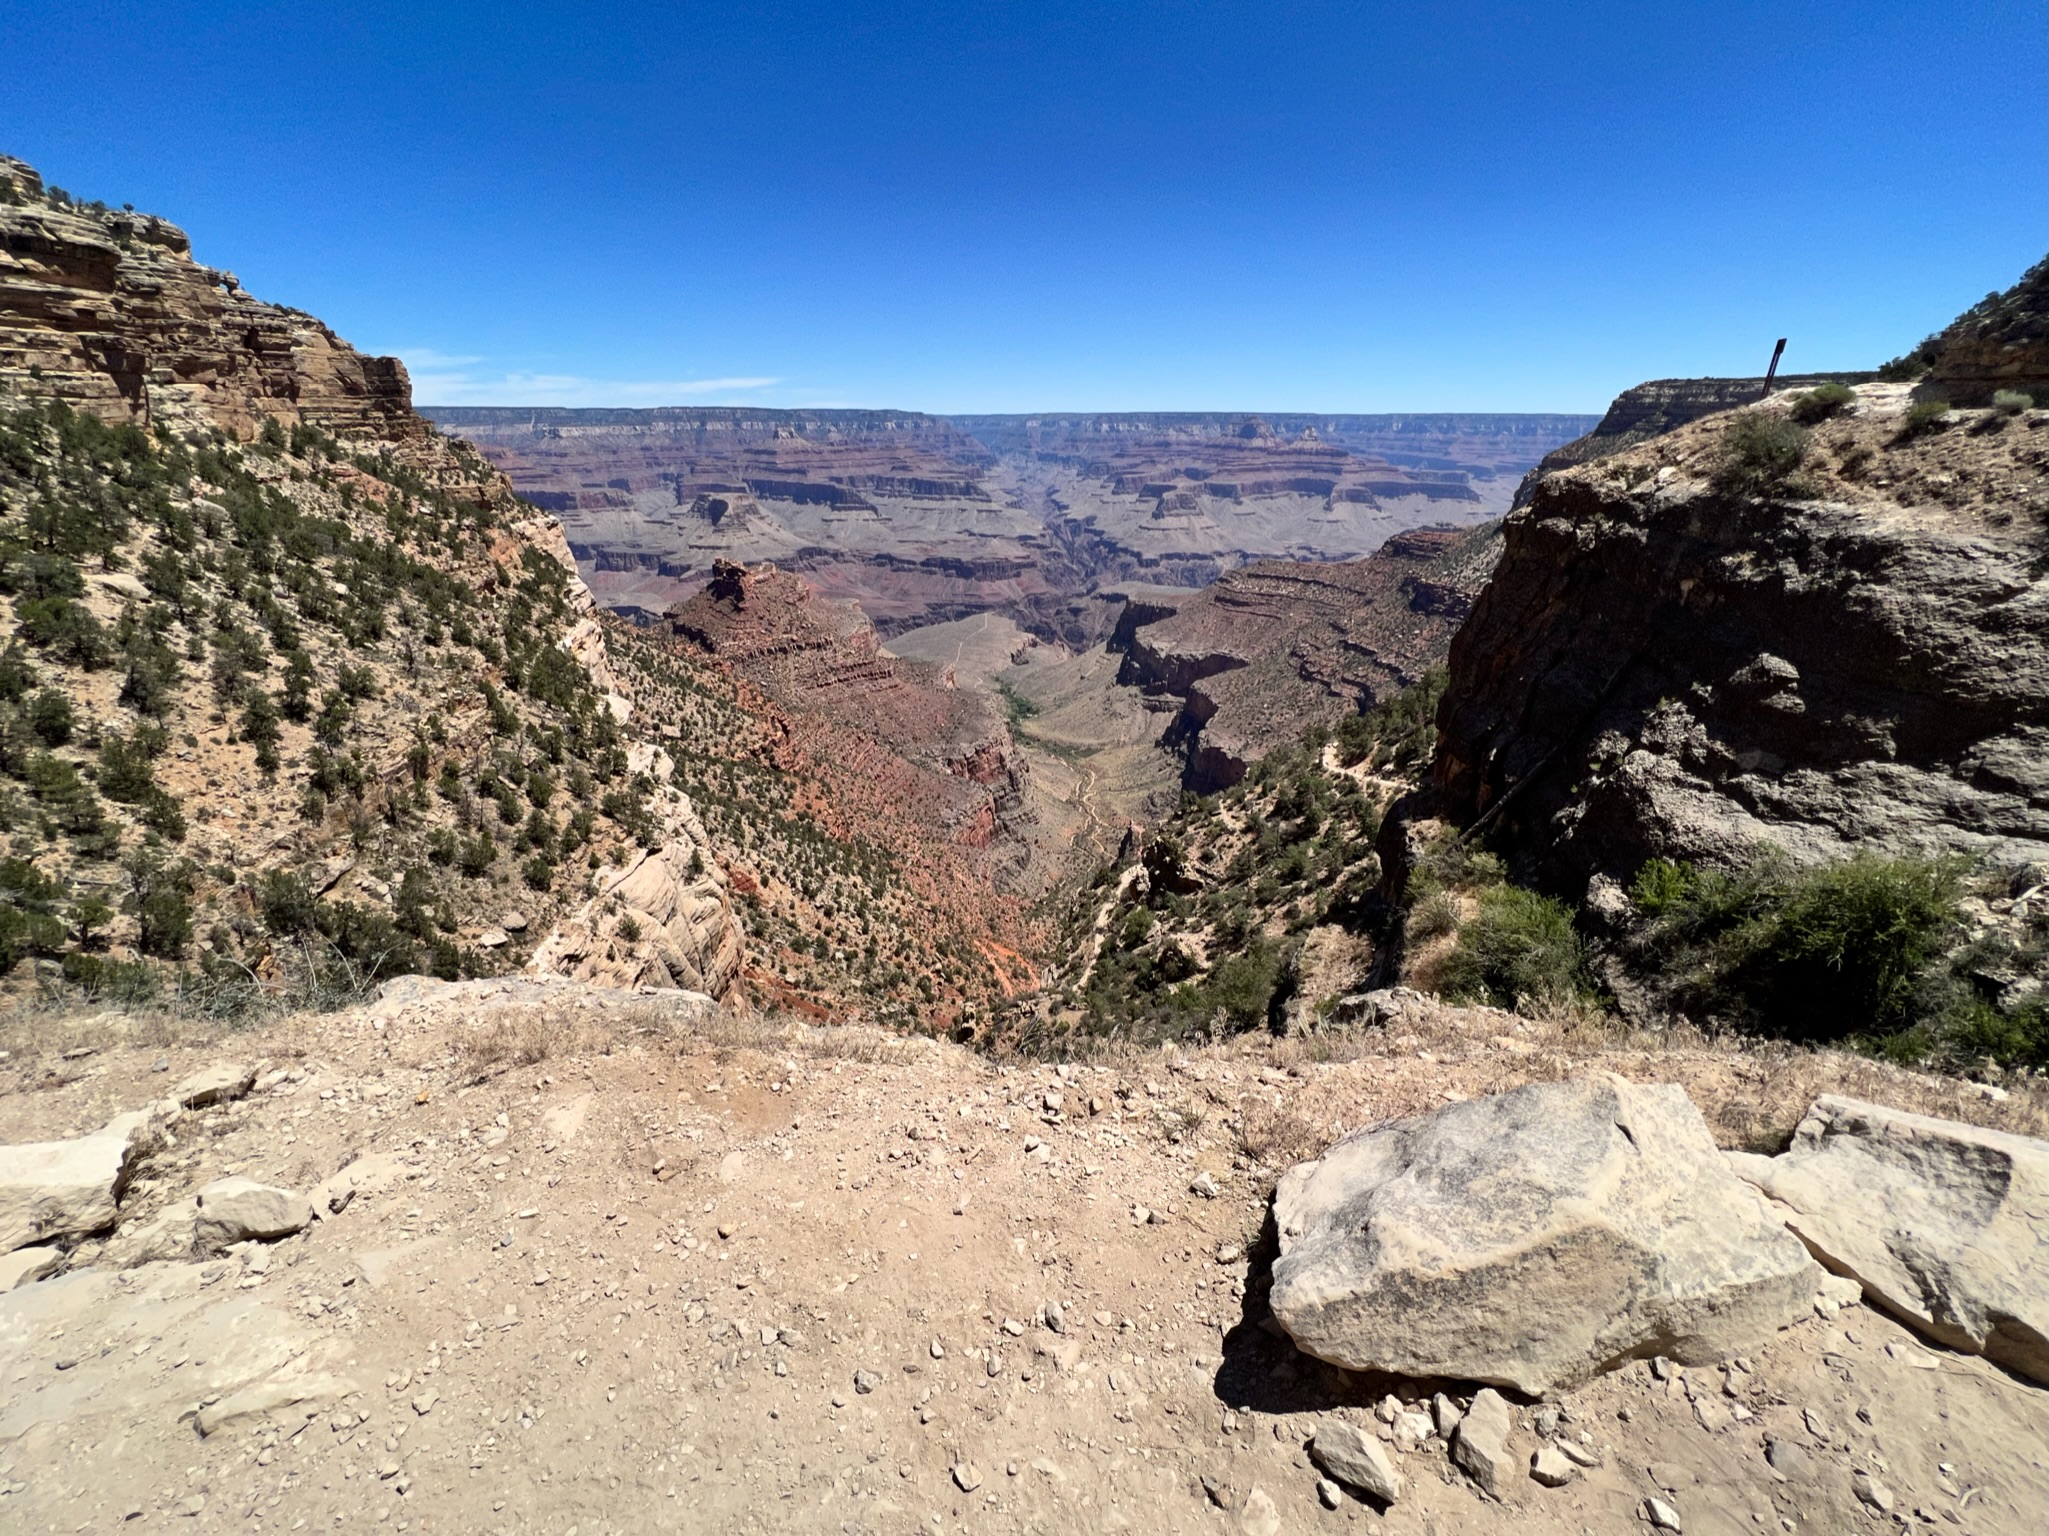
[1761,337,1787,397]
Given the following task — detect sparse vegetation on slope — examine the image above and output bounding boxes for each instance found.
[0,398,677,1009]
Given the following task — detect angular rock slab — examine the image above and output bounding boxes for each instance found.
[1270,1074,1821,1394]
[1727,1095,2048,1383]
[0,1107,167,1253]
[194,1179,313,1247]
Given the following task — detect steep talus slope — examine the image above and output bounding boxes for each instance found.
[1118,524,1499,790]
[1435,385,2049,894]
[668,560,1045,897]
[0,155,746,1001]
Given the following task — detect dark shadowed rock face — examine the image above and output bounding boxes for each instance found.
[1435,384,2049,894]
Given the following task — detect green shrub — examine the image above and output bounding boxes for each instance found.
[1626,850,2040,1065]
[1991,389,2033,415]
[257,870,321,934]
[1439,884,1591,1012]
[1789,382,1857,424]
[26,687,73,746]
[1714,414,1810,495]
[1900,399,1951,437]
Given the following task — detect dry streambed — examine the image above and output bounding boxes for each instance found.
[0,979,2043,1535]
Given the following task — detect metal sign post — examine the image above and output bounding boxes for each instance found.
[1762,338,1787,397]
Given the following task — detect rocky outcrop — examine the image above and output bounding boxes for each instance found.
[0,1104,169,1252]
[1435,383,2049,893]
[1269,1074,1823,1395]
[669,560,1041,887]
[1512,373,1875,509]
[1119,524,1499,790]
[1919,257,2049,407]
[1728,1096,2048,1382]
[0,155,420,442]
[528,802,743,996]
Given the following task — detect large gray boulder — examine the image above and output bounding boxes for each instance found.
[1727,1096,2048,1383]
[1269,1074,1821,1394]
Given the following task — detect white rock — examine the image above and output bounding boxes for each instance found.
[100,1199,199,1267]
[170,1062,257,1109]
[1430,1392,1462,1439]
[1644,1495,1683,1531]
[193,1178,313,1246]
[0,1108,163,1252]
[1451,1388,1512,1496]
[1309,1419,1404,1503]
[1238,1486,1281,1536]
[1530,1444,1575,1486]
[0,1245,60,1290]
[1270,1075,1822,1393]
[1726,1096,2048,1383]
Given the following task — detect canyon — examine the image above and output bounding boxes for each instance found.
[422,406,1595,639]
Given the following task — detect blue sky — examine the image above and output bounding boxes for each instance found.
[4,2,2041,412]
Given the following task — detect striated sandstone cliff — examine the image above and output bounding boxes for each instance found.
[1435,383,2049,894]
[668,561,1043,891]
[428,405,1593,635]
[1118,525,1501,791]
[0,157,420,444]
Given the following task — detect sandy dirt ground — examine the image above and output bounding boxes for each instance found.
[2,982,2043,1536]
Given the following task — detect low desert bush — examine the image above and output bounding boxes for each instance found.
[1714,414,1811,496]
[1628,850,2044,1067]
[1898,398,1952,438]
[1789,382,1857,424]
[1438,883,1594,1013]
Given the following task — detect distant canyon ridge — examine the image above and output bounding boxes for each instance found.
[421,407,1597,639]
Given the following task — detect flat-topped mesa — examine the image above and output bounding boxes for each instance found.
[1118,524,1499,791]
[0,155,420,443]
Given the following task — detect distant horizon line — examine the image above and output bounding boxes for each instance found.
[416,403,1609,420]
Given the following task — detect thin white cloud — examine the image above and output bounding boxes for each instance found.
[393,346,485,369]
[409,368,782,406]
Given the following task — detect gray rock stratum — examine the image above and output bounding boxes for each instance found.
[1434,381,2049,894]
[1268,1074,1822,1395]
[1729,1095,2049,1383]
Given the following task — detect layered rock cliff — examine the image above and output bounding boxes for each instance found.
[427,405,1593,636]
[0,156,421,444]
[1435,383,2049,894]
[1918,256,2049,407]
[1118,524,1501,790]
[668,560,1041,890]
